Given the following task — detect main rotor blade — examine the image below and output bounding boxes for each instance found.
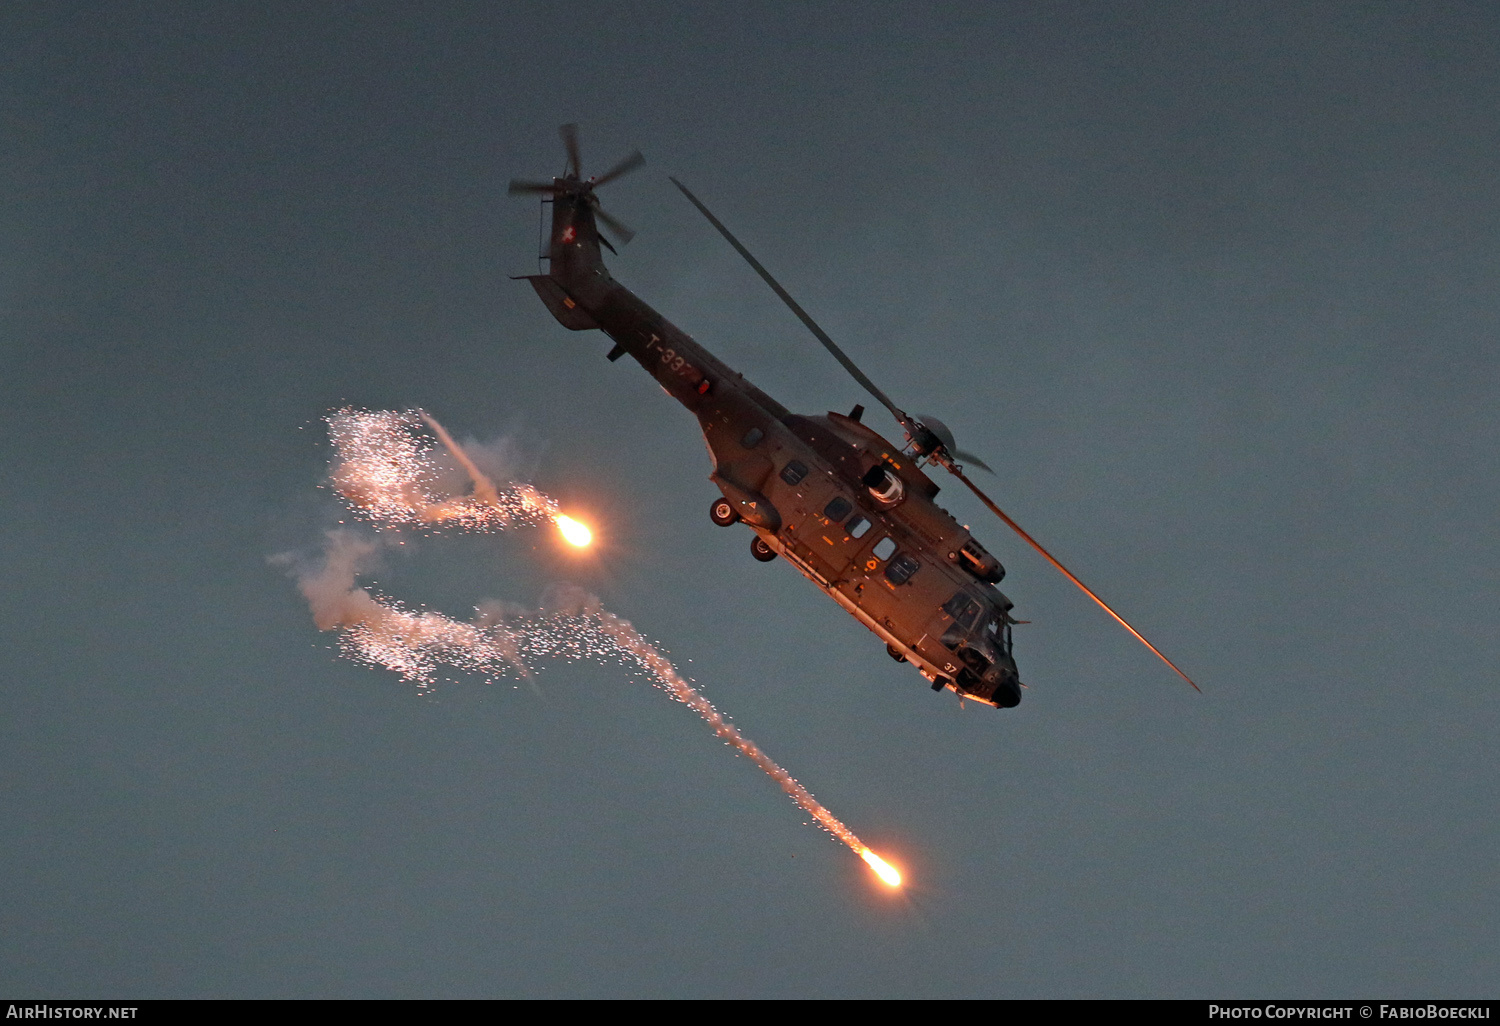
[954,448,995,474]
[560,123,582,178]
[595,205,636,244]
[948,465,1199,692]
[594,150,645,188]
[669,176,910,429]
[509,179,559,195]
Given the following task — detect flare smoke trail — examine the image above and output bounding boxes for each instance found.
[291,409,901,886]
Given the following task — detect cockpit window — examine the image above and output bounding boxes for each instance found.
[943,592,981,630]
[823,496,853,521]
[846,515,871,539]
[780,460,808,485]
[872,536,897,561]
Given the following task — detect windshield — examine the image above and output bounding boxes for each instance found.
[983,614,1013,658]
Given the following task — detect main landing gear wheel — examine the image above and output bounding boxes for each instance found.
[710,497,739,526]
[750,536,778,562]
[886,643,906,663]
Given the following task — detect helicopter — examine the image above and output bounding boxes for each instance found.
[509,125,1196,709]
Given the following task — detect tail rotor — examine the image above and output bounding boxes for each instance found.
[508,124,645,246]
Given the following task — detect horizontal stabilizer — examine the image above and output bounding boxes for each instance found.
[521,275,600,331]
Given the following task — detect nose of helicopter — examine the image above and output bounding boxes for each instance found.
[985,658,1023,708]
[961,664,1022,708]
[994,672,1022,708]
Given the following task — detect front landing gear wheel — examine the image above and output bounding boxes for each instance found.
[886,643,906,663]
[750,536,778,562]
[710,498,739,527]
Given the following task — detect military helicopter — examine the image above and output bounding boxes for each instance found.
[509,125,1196,709]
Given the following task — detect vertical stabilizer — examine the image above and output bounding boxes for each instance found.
[546,194,610,291]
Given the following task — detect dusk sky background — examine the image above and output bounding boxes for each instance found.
[2,1,1496,997]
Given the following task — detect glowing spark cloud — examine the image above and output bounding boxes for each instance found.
[554,514,592,547]
[328,408,555,531]
[297,409,902,887]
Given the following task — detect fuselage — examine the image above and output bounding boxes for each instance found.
[522,185,1022,707]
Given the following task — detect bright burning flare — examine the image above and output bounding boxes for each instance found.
[554,514,592,547]
[859,848,903,888]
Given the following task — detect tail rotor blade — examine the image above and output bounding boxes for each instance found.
[560,123,582,177]
[594,150,645,188]
[949,465,1199,692]
[595,206,636,244]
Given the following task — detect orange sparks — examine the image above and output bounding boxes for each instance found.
[554,514,592,547]
[859,848,903,888]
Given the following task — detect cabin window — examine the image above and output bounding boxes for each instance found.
[872,536,897,561]
[740,427,764,448]
[846,515,871,539]
[885,553,920,585]
[780,460,808,485]
[823,496,853,522]
[943,592,981,630]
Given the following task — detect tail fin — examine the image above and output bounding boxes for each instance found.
[508,125,643,329]
[511,196,608,331]
[545,193,610,286]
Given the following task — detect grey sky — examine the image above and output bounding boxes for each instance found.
[2,1,1496,997]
